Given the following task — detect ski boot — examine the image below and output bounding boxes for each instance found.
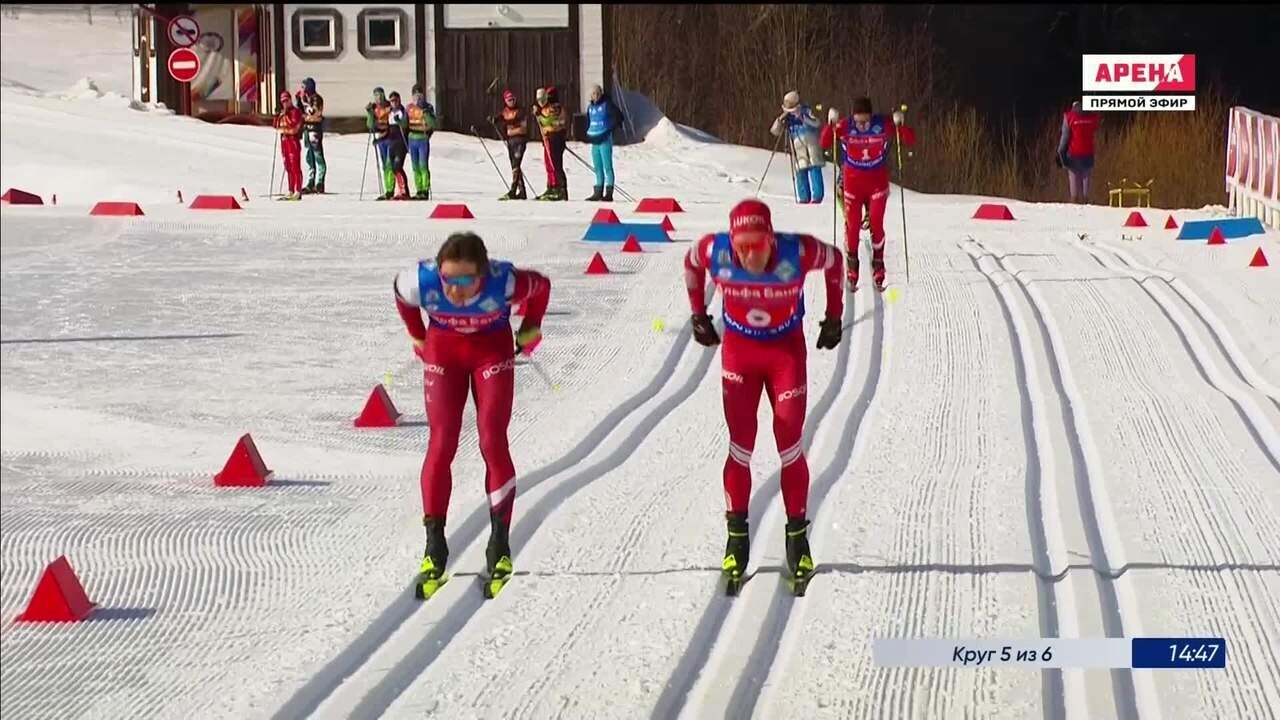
[603,185,614,202]
[784,517,815,596]
[376,191,393,201]
[872,258,887,292]
[415,189,430,200]
[301,184,316,195]
[415,515,449,599]
[722,512,750,596]
[535,186,555,201]
[483,514,514,599]
[315,182,325,194]
[586,185,604,202]
[846,257,860,292]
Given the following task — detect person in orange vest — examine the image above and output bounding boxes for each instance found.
[407,84,438,199]
[1057,100,1102,204]
[274,90,304,201]
[365,86,396,200]
[534,87,569,201]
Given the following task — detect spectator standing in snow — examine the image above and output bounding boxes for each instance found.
[384,91,411,200]
[296,77,325,194]
[535,87,569,201]
[584,83,626,202]
[273,90,304,201]
[771,91,826,204]
[490,89,529,200]
[1057,100,1102,204]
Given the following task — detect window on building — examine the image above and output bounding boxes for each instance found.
[292,9,343,60]
[300,17,334,51]
[357,8,408,58]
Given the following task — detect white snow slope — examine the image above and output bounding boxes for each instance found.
[2,13,1279,720]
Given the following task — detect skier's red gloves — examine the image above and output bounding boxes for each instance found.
[691,313,720,347]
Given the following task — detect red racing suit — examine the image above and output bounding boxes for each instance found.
[394,260,551,526]
[274,105,304,195]
[820,115,916,270]
[684,231,843,519]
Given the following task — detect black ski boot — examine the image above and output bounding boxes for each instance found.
[586,185,604,202]
[872,257,887,292]
[415,515,449,599]
[722,512,750,595]
[603,185,614,202]
[847,256,860,292]
[483,513,514,599]
[315,182,325,194]
[785,517,815,596]
[301,184,315,195]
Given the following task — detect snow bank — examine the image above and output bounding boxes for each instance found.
[0,6,133,96]
[611,83,721,147]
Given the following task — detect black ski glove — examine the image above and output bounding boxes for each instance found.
[815,317,842,350]
[691,313,720,347]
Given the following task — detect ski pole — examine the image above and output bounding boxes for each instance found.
[755,131,785,197]
[359,131,372,200]
[267,128,278,199]
[786,134,800,203]
[470,125,512,190]
[565,145,635,202]
[894,103,910,284]
[524,355,559,393]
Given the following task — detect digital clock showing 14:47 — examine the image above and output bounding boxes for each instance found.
[1130,638,1227,669]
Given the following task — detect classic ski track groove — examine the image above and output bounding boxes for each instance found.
[1094,240,1280,409]
[1067,239,1280,716]
[953,247,1067,720]
[725,283,891,720]
[654,287,871,720]
[343,324,716,719]
[1073,239,1280,472]
[276,289,714,720]
[965,237,1141,720]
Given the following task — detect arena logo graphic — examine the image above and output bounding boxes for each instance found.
[774,259,797,282]
[777,386,806,401]
[482,357,516,380]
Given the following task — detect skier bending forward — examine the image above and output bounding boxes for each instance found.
[684,199,845,594]
[394,232,552,599]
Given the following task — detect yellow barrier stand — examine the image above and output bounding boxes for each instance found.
[1108,178,1154,207]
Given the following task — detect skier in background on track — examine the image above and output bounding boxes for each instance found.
[771,90,826,204]
[365,87,396,200]
[489,89,529,200]
[296,77,326,194]
[1057,100,1101,204]
[683,199,845,594]
[273,90,304,201]
[393,232,552,598]
[584,83,626,202]
[385,91,411,200]
[407,84,438,199]
[820,96,916,291]
[534,86,569,201]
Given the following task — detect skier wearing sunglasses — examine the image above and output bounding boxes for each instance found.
[682,199,845,595]
[393,232,552,599]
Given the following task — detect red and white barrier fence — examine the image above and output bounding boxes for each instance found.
[1226,106,1279,230]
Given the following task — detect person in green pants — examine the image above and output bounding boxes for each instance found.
[407,84,438,199]
[296,77,326,193]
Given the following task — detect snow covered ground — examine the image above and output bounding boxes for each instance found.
[3,13,1279,720]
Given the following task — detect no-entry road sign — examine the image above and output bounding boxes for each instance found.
[168,47,201,83]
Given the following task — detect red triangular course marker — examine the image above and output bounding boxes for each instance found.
[354,384,402,427]
[585,252,610,274]
[1207,227,1226,245]
[430,203,474,219]
[16,556,95,623]
[591,208,620,224]
[1249,248,1269,267]
[972,203,1014,220]
[214,433,273,487]
[2,188,43,205]
[1123,211,1147,227]
[660,215,676,232]
[621,234,643,253]
[1164,215,1178,229]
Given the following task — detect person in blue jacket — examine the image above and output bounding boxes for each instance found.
[584,84,626,202]
[771,90,826,204]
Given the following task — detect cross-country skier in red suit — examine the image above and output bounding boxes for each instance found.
[393,232,551,598]
[684,199,844,593]
[820,96,916,291]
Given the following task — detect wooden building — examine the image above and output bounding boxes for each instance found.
[131,3,613,133]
